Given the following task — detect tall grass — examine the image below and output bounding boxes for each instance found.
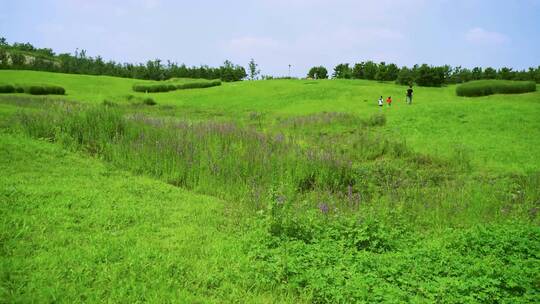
[12,104,539,225]
[132,79,221,93]
[456,80,536,97]
[15,105,357,205]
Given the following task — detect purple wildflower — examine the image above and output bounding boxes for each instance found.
[318,203,329,214]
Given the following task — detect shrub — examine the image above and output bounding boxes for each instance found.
[24,85,65,95]
[0,84,15,93]
[176,80,221,90]
[456,80,536,97]
[132,83,175,93]
[133,80,221,93]
[142,97,156,106]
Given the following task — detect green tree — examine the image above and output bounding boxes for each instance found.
[307,66,328,79]
[363,61,378,80]
[483,67,497,79]
[352,62,365,79]
[396,66,415,85]
[471,67,483,80]
[385,63,399,81]
[498,67,514,80]
[332,63,352,79]
[415,64,445,87]
[248,58,260,80]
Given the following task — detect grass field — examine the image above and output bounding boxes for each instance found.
[1,70,539,302]
[1,70,539,172]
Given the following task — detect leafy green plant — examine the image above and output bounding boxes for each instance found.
[0,84,15,93]
[142,97,156,106]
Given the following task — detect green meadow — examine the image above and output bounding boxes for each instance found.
[2,70,539,172]
[1,70,539,302]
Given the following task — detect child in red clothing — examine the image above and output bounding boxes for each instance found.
[386,96,392,106]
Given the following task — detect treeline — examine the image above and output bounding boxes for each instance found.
[0,38,247,81]
[329,62,540,86]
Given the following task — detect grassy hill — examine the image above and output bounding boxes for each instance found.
[1,70,539,172]
[0,133,300,303]
[1,70,539,302]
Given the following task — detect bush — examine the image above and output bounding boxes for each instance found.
[132,83,175,93]
[176,80,221,90]
[142,97,156,106]
[133,80,221,93]
[456,80,536,97]
[0,84,15,93]
[25,85,65,95]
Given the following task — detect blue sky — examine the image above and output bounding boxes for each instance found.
[2,0,539,76]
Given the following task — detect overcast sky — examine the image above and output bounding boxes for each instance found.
[2,0,539,76]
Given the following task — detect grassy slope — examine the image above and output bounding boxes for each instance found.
[1,70,539,302]
[1,70,539,172]
[0,133,297,303]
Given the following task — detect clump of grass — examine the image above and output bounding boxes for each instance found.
[132,79,221,93]
[456,80,536,97]
[280,112,361,128]
[364,113,386,127]
[280,112,386,129]
[0,84,16,93]
[142,97,156,106]
[102,99,118,107]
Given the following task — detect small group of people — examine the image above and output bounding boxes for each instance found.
[378,86,414,107]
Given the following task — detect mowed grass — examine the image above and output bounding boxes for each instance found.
[0,133,298,303]
[1,70,539,172]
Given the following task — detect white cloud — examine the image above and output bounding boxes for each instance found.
[465,27,508,45]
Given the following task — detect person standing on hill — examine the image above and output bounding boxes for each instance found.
[378,96,384,107]
[386,96,392,106]
[406,85,413,105]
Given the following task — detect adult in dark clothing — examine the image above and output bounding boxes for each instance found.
[406,86,413,105]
